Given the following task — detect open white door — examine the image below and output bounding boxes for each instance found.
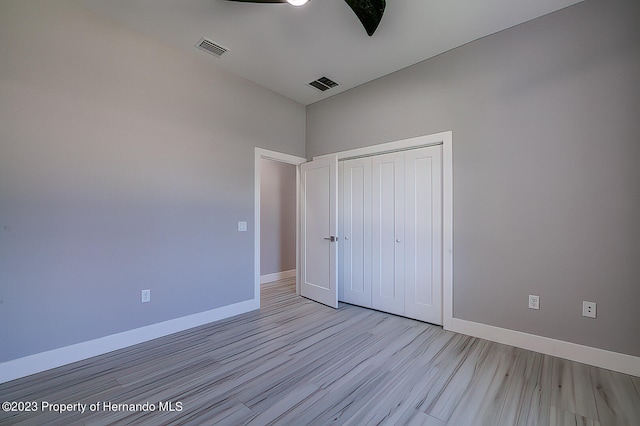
[300,155,338,308]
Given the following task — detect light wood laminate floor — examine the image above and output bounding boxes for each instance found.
[1,277,639,425]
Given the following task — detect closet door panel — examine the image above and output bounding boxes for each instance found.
[405,146,442,324]
[341,158,372,307]
[372,152,404,316]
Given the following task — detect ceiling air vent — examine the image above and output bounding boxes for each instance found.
[308,76,339,92]
[195,37,227,58]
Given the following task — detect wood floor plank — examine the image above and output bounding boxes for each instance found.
[1,277,638,425]
[245,382,319,425]
[590,365,640,426]
[417,336,491,421]
[494,349,547,426]
[442,342,514,424]
[392,410,447,426]
[549,405,601,426]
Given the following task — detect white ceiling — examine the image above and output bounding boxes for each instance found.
[77,0,584,105]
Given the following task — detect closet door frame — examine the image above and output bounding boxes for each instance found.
[314,131,453,329]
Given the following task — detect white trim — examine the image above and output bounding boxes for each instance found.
[256,148,306,165]
[260,269,297,284]
[313,131,452,161]
[296,165,302,295]
[254,148,306,302]
[449,318,640,377]
[0,298,258,384]
[441,133,454,331]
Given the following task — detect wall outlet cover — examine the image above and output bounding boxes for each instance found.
[141,289,151,303]
[528,295,540,310]
[582,301,596,318]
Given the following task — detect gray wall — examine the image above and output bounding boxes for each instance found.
[307,0,640,356]
[0,0,305,362]
[260,159,297,276]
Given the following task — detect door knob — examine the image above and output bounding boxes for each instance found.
[396,238,401,243]
[324,236,337,242]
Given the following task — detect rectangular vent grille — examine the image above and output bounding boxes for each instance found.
[196,38,227,57]
[308,76,339,92]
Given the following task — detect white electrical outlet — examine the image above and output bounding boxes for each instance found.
[582,301,596,318]
[528,295,540,310]
[141,289,151,303]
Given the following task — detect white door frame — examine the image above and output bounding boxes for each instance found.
[254,148,306,306]
[313,131,453,328]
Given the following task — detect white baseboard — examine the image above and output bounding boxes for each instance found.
[448,318,640,377]
[260,269,296,284]
[0,298,259,384]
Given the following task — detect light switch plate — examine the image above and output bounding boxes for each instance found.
[238,221,247,232]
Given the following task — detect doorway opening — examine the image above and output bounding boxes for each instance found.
[254,148,306,307]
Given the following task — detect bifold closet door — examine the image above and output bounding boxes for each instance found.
[340,158,372,307]
[338,145,443,323]
[404,146,443,324]
[371,152,405,316]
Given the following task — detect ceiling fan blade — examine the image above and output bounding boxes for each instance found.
[344,0,385,36]
[225,0,287,3]
[225,0,385,36]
